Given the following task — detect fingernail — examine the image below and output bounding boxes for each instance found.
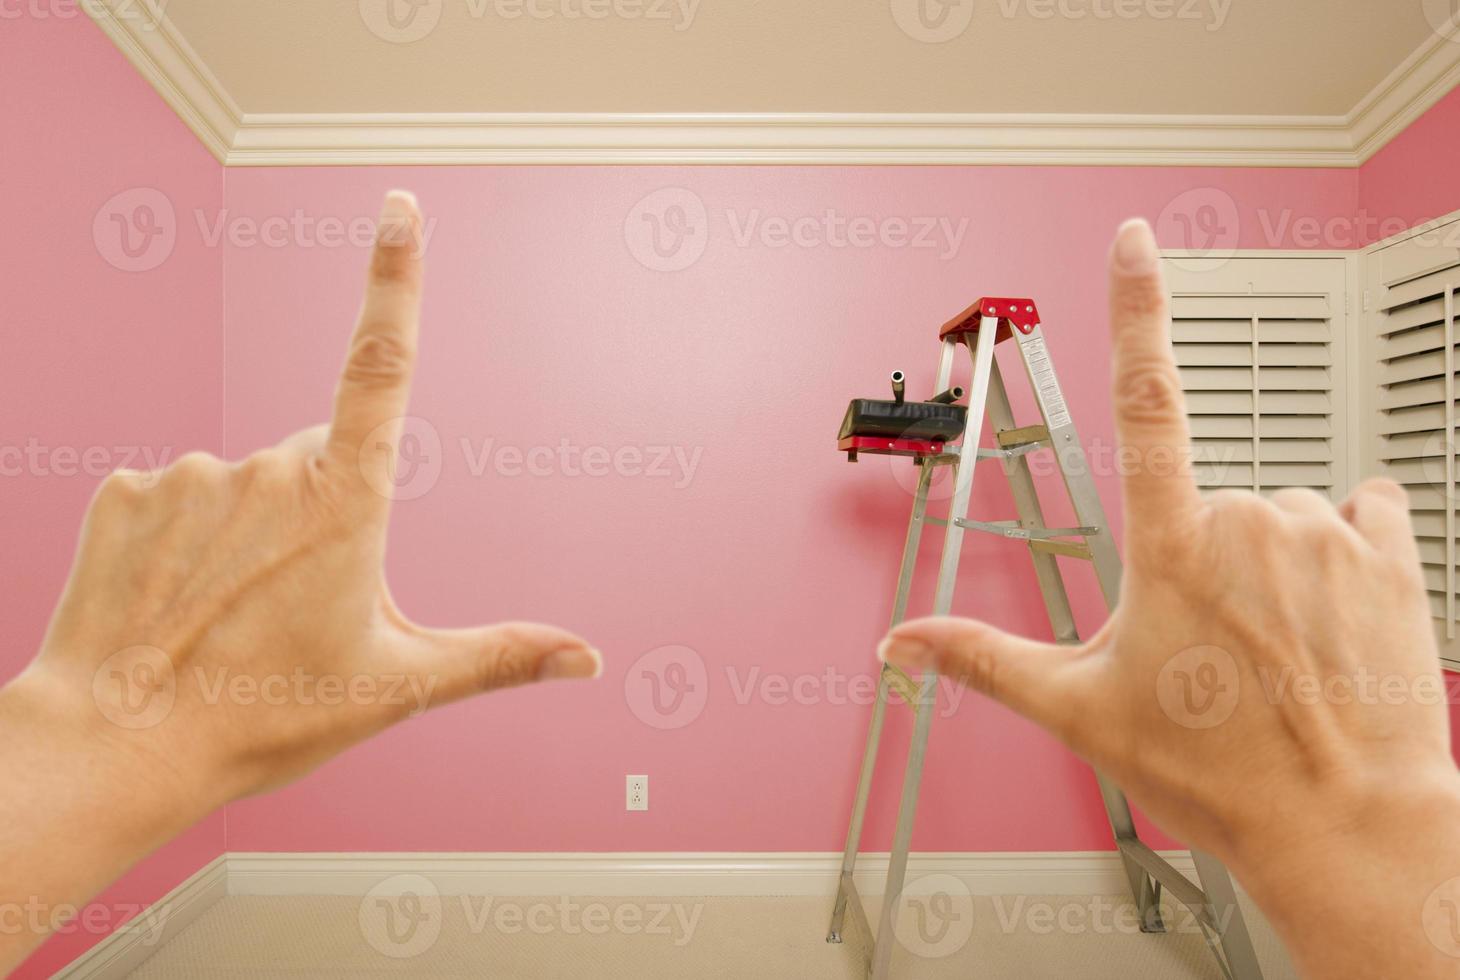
[382,190,418,219]
[877,635,934,670]
[378,191,419,248]
[538,647,603,681]
[1112,218,1158,275]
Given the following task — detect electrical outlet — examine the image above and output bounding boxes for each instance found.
[626,775,648,811]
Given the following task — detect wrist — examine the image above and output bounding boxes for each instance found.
[0,665,216,848]
[1228,768,1460,929]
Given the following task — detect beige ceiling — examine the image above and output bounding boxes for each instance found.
[161,0,1439,116]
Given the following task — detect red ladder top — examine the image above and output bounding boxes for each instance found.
[939,297,1041,345]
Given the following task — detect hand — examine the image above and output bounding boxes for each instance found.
[880,220,1460,977]
[0,192,600,972]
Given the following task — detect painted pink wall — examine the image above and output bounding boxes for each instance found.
[1361,86,1460,240]
[7,12,1460,970]
[1354,88,1460,743]
[1,13,225,979]
[218,166,1359,856]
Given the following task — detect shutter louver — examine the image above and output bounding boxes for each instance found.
[1372,262,1459,639]
[1171,293,1339,497]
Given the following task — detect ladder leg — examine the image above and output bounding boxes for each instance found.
[870,324,1000,978]
[828,459,938,947]
[1191,850,1265,980]
[869,673,937,980]
[1095,777,1166,933]
[932,318,999,615]
[1009,327,1123,605]
[986,357,1160,928]
[828,670,891,946]
[1007,326,1260,975]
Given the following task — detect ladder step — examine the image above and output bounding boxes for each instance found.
[1116,840,1211,919]
[883,663,922,707]
[955,519,1099,542]
[997,424,1051,448]
[1030,539,1093,560]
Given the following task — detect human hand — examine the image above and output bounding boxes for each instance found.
[10,191,601,816]
[879,219,1460,976]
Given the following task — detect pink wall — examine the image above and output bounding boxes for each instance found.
[218,166,1358,856]
[8,11,1460,971]
[1361,86,1460,239]
[1354,88,1460,748]
[1,13,226,978]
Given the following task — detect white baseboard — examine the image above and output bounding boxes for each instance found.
[224,850,1199,899]
[58,849,1206,977]
[53,855,228,980]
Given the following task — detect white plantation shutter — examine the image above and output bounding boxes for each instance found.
[1165,258,1352,500]
[1365,222,1460,658]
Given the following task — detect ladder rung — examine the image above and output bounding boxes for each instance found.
[1116,841,1214,927]
[955,519,1099,542]
[976,444,1041,461]
[883,664,922,707]
[997,424,1050,448]
[1030,539,1093,560]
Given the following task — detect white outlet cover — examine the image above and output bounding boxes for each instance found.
[626,775,648,811]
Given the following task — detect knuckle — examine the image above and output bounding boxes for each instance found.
[239,448,296,491]
[1270,487,1329,512]
[475,653,538,693]
[1113,363,1183,427]
[947,627,999,693]
[1200,491,1287,552]
[1356,477,1410,510]
[97,470,147,503]
[343,333,415,390]
[474,628,540,692]
[370,237,421,285]
[1113,276,1168,320]
[161,452,225,489]
[1207,489,1277,525]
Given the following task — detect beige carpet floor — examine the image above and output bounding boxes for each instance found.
[128,893,1297,979]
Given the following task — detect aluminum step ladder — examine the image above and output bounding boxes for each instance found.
[826,297,1264,980]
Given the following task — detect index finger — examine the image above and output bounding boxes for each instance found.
[1108,219,1202,531]
[326,190,426,491]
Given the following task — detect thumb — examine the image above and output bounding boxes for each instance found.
[879,617,1084,732]
[397,621,602,710]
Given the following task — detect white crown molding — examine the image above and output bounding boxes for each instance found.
[84,0,240,164]
[86,4,1460,167]
[225,111,1359,168]
[1349,20,1460,164]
